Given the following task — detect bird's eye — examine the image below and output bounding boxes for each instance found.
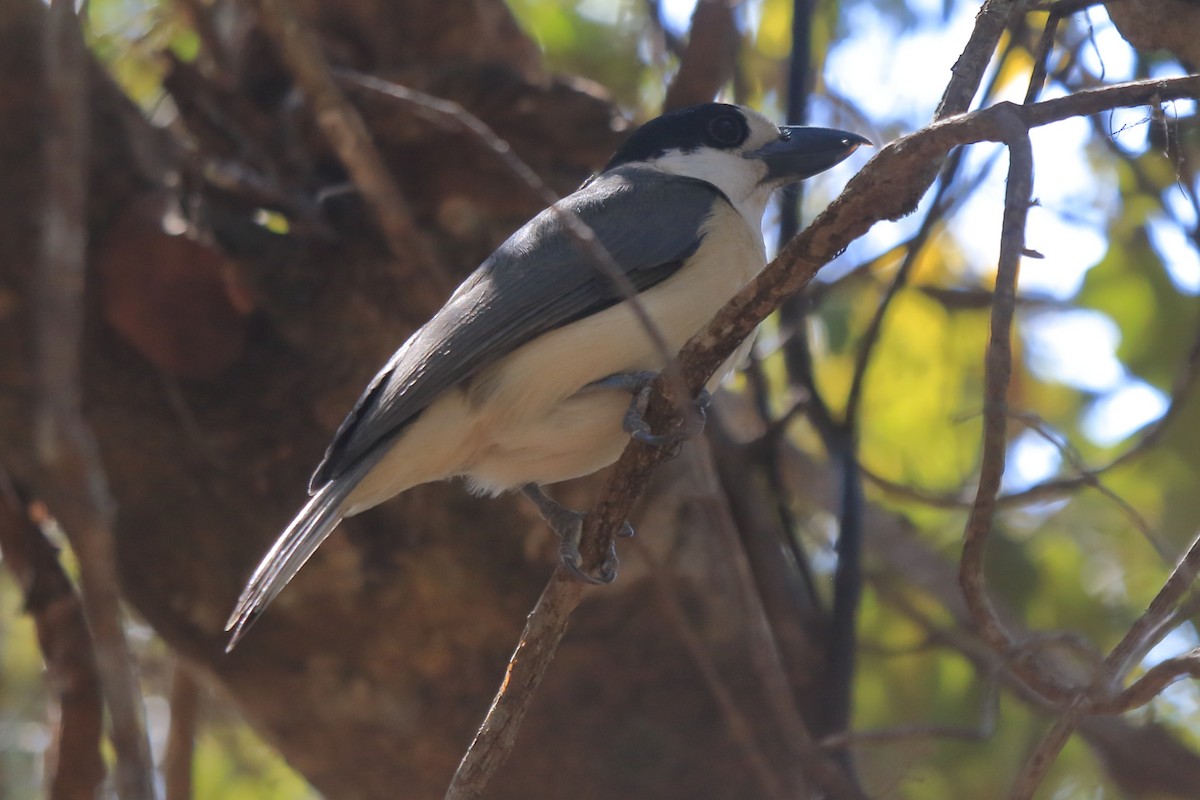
[707,114,745,147]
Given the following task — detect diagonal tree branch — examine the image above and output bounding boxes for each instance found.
[582,75,1200,576]
[256,0,451,318]
[445,571,585,800]
[632,538,793,800]
[448,71,1200,800]
[937,0,1020,119]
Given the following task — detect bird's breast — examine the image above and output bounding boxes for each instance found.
[457,201,766,492]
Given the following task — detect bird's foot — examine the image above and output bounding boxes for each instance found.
[588,371,710,447]
[521,484,631,584]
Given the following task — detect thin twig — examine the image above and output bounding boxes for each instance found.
[831,580,1002,751]
[776,0,872,753]
[1024,6,1062,104]
[333,75,698,800]
[936,0,1020,120]
[797,410,1200,788]
[765,0,828,736]
[864,307,1200,512]
[1104,533,1200,692]
[1007,694,1092,799]
[36,2,157,797]
[687,441,869,799]
[844,24,1021,423]
[740,350,813,591]
[568,80,1200,728]
[1008,534,1200,796]
[957,114,1079,709]
[1095,649,1200,713]
[1006,411,1171,559]
[821,710,999,750]
[708,412,825,686]
[334,69,700,439]
[632,539,792,800]
[255,0,450,316]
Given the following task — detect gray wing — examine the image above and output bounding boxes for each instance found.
[311,167,726,488]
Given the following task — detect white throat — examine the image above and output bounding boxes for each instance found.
[649,149,775,233]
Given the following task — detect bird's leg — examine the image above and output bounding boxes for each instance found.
[587,371,710,447]
[521,484,631,584]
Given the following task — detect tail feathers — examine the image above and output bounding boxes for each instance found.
[225,455,380,652]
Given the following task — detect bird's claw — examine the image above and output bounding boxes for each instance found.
[623,382,710,448]
[559,535,619,585]
[522,484,627,584]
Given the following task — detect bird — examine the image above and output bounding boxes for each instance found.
[225,102,868,650]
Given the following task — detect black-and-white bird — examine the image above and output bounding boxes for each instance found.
[226,103,867,649]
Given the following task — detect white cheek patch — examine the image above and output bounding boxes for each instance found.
[653,148,765,197]
[652,148,773,231]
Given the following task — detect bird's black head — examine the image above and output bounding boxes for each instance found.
[594,103,868,216]
[602,103,751,172]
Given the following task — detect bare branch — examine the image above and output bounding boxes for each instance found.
[846,454,1200,790]
[445,572,585,800]
[821,713,999,750]
[633,539,793,800]
[1024,6,1063,104]
[1006,448,1200,795]
[1096,650,1200,714]
[333,75,706,800]
[584,74,1200,600]
[1104,533,1200,691]
[830,581,1002,752]
[335,70,701,440]
[35,2,157,796]
[255,0,451,316]
[1007,695,1092,800]
[845,25,1020,425]
[936,0,1020,119]
[662,0,739,111]
[1007,411,1171,559]
[707,413,824,695]
[863,303,1200,510]
[1000,313,1200,507]
[956,112,1084,714]
[686,442,869,799]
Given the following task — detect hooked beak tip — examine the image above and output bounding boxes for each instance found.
[753,126,872,184]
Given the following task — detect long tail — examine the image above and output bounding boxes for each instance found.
[224,454,381,651]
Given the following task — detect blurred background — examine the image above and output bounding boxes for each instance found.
[1,0,1199,797]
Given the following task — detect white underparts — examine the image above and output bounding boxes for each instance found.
[344,200,767,511]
